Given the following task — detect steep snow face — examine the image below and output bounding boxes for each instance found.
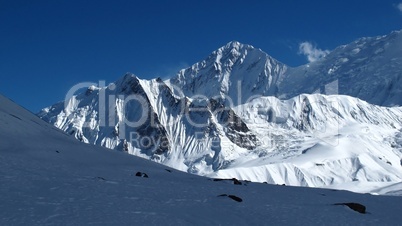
[4,94,402,225]
[169,41,288,104]
[280,30,402,106]
[38,74,259,175]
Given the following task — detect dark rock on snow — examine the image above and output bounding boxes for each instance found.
[334,202,366,214]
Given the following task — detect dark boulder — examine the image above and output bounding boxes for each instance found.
[213,178,242,185]
[218,194,243,202]
[334,202,366,214]
[135,172,149,178]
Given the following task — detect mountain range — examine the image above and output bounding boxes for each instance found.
[38,30,402,194]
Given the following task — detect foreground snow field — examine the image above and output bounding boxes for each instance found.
[2,95,402,225]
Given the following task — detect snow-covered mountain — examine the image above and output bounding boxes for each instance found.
[169,30,402,107]
[4,94,402,224]
[38,30,402,193]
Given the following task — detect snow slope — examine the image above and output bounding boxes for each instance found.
[3,94,402,225]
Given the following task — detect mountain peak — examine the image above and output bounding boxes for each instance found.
[217,40,258,56]
[169,40,288,102]
[222,40,248,49]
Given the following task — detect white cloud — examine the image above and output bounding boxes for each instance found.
[298,42,330,63]
[397,3,402,12]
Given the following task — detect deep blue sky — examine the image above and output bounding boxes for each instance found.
[1,0,402,112]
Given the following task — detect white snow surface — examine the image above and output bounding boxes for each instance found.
[3,94,402,225]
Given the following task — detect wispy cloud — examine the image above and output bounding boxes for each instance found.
[298,42,330,63]
[397,3,402,12]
